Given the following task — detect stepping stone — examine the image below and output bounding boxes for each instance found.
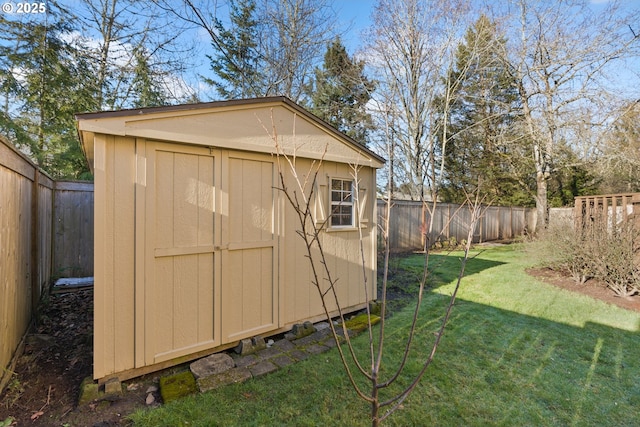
[190,353,234,379]
[104,378,122,395]
[271,354,295,368]
[323,337,339,348]
[197,367,252,393]
[314,321,331,331]
[289,349,309,361]
[305,343,330,355]
[293,334,318,347]
[249,361,278,377]
[272,339,295,351]
[233,354,259,368]
[78,377,100,405]
[159,371,197,403]
[255,346,281,361]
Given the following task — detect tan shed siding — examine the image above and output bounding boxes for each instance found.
[101,104,382,168]
[282,159,376,325]
[223,154,277,341]
[94,134,136,379]
[147,146,217,363]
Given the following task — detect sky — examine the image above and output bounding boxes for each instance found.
[3,0,638,102]
[333,0,376,52]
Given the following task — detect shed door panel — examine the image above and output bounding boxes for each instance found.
[222,157,277,341]
[147,147,218,364]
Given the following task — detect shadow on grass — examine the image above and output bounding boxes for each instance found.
[380,251,505,315]
[399,289,640,427]
[130,279,640,427]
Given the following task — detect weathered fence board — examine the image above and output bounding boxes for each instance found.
[0,137,53,393]
[574,193,639,231]
[53,181,94,278]
[377,200,536,251]
[0,136,94,393]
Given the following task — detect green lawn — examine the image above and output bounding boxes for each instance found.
[130,244,640,426]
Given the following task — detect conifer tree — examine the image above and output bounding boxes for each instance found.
[439,15,533,206]
[308,38,375,145]
[207,0,263,99]
[131,46,168,108]
[0,8,95,178]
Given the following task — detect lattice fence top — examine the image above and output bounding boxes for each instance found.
[574,193,640,230]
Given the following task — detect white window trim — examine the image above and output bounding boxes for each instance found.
[329,177,356,230]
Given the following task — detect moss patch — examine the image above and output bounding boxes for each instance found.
[343,313,381,333]
[78,376,101,405]
[159,371,197,403]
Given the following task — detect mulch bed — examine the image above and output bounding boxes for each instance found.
[526,267,640,313]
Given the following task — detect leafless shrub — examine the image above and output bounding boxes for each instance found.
[534,219,640,296]
[590,222,640,298]
[533,221,592,285]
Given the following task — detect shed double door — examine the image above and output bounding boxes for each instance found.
[143,143,278,365]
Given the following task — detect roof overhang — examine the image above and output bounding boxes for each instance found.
[76,97,385,173]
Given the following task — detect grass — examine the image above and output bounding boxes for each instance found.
[129,244,640,426]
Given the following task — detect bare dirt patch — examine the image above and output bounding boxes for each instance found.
[0,289,154,427]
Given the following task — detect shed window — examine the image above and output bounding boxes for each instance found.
[330,178,354,227]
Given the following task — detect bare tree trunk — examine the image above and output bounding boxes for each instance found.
[507,0,640,231]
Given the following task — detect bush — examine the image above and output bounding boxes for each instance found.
[532,219,640,297]
[531,221,592,285]
[590,222,640,298]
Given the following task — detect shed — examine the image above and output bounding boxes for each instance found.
[77,97,384,382]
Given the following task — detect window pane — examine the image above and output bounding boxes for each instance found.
[330,179,354,227]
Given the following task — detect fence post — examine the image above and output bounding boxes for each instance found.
[30,171,39,313]
[633,195,640,269]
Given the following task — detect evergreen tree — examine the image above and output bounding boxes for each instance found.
[308,38,375,145]
[439,15,534,206]
[131,46,167,108]
[0,7,95,178]
[206,0,263,99]
[548,143,600,206]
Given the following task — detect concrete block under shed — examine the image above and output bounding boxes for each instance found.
[190,353,234,379]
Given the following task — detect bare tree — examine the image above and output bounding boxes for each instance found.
[262,111,485,425]
[502,0,640,228]
[257,0,338,102]
[365,0,473,204]
[76,0,196,109]
[156,0,338,102]
[594,99,640,193]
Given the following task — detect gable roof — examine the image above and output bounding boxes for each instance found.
[76,96,385,171]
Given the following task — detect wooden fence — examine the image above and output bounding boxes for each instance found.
[0,136,94,393]
[1,137,53,392]
[377,199,536,251]
[574,193,640,231]
[53,181,94,278]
